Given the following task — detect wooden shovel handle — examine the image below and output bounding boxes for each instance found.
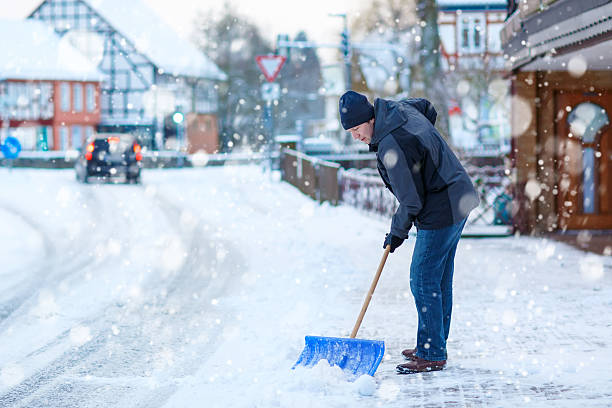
[350,245,391,338]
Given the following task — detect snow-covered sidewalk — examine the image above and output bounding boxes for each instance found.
[1,167,611,407]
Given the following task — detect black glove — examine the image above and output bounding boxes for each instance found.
[383,233,404,253]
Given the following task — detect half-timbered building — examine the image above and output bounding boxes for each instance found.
[28,0,226,153]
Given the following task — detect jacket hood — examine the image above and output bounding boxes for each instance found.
[370,98,438,147]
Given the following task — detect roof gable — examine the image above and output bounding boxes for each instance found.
[29,0,226,80]
[0,19,103,81]
[84,0,226,80]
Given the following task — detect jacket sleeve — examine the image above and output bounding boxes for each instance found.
[381,136,423,238]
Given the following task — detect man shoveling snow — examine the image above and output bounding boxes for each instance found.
[339,91,479,374]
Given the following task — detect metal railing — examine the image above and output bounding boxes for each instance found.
[280,149,341,205]
[281,149,513,232]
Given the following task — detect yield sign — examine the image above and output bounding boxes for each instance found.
[255,55,286,82]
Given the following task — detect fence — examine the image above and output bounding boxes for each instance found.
[280,149,341,205]
[338,164,512,233]
[280,149,513,233]
[338,168,397,217]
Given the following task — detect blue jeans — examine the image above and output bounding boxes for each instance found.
[410,218,467,361]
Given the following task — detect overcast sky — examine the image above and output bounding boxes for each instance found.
[0,0,364,47]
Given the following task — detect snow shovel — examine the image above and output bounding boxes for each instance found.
[293,245,391,377]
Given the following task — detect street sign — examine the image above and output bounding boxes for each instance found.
[255,55,286,82]
[261,83,280,102]
[1,136,21,159]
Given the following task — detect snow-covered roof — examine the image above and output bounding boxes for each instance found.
[321,65,345,95]
[82,0,226,80]
[438,0,506,10]
[0,19,104,82]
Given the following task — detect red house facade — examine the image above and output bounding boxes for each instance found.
[0,79,101,150]
[0,20,103,151]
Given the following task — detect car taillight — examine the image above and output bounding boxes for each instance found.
[107,136,120,144]
[85,142,94,160]
[134,143,142,161]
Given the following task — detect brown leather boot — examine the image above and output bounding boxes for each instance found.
[401,348,417,360]
[396,356,446,374]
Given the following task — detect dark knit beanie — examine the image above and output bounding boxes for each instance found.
[339,91,374,130]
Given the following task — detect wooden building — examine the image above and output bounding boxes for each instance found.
[502,0,612,232]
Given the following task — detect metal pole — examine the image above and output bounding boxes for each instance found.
[343,15,351,91]
[264,100,274,171]
[329,13,351,91]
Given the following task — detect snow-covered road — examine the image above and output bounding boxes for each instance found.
[1,167,611,407]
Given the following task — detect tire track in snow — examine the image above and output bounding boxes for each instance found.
[1,183,247,407]
[0,184,158,406]
[0,186,116,324]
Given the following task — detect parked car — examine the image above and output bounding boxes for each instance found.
[75,133,142,183]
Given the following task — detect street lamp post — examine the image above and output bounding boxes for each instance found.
[172,109,185,167]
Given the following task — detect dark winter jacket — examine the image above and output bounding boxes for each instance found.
[370,98,479,238]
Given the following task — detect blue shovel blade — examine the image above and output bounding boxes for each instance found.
[293,335,385,377]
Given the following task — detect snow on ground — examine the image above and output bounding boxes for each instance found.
[0,166,611,407]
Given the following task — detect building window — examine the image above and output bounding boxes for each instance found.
[61,83,70,112]
[40,83,54,119]
[462,18,469,48]
[72,125,83,149]
[86,84,96,112]
[73,83,83,112]
[60,126,69,150]
[567,102,610,214]
[474,19,481,48]
[458,14,485,54]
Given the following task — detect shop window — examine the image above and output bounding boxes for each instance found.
[46,126,54,150]
[72,125,83,149]
[567,102,610,214]
[60,126,69,150]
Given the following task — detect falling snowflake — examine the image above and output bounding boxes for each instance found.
[70,325,92,346]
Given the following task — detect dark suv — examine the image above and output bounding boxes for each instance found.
[75,133,142,183]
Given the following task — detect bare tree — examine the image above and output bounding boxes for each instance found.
[193,2,273,151]
[276,31,325,136]
[350,0,450,140]
[414,0,450,139]
[445,55,509,150]
[350,0,418,97]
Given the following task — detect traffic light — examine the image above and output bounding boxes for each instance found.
[172,111,184,124]
[341,30,350,58]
